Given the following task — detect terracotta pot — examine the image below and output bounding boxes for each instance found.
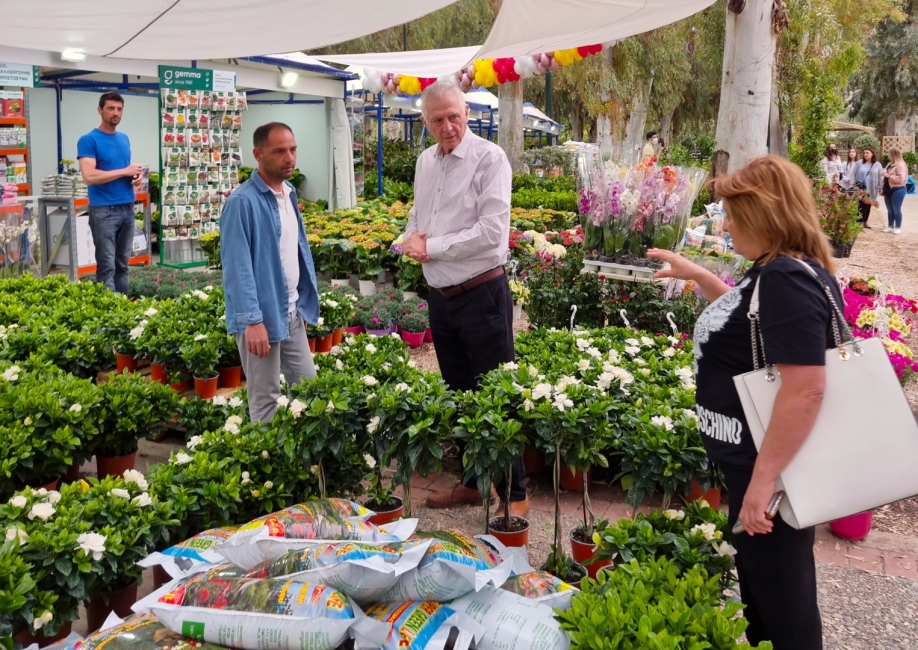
[150,362,167,384]
[96,451,137,479]
[115,351,136,374]
[34,478,61,492]
[170,378,189,393]
[400,330,426,348]
[332,329,344,345]
[194,375,219,399]
[366,497,404,526]
[523,445,546,475]
[830,511,873,542]
[316,334,335,353]
[686,479,721,507]
[488,516,530,547]
[152,564,172,590]
[308,337,317,353]
[424,327,433,343]
[559,466,591,492]
[86,581,138,633]
[15,620,73,648]
[217,365,242,388]
[570,529,611,579]
[64,460,81,483]
[343,326,364,336]
[366,328,390,337]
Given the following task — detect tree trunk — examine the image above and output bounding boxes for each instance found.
[587,117,597,143]
[570,98,584,142]
[714,0,778,173]
[498,80,525,173]
[768,90,788,158]
[709,150,731,202]
[596,49,615,159]
[623,74,655,166]
[660,108,675,149]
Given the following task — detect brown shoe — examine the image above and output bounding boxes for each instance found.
[427,484,499,509]
[498,496,530,519]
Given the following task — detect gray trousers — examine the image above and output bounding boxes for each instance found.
[235,310,316,423]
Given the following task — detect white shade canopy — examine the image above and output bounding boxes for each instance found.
[0,0,460,61]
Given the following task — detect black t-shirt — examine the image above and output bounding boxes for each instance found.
[693,256,844,472]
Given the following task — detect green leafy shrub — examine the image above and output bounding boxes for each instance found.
[94,372,178,457]
[512,187,578,212]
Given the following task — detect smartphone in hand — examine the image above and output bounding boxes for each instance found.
[732,491,786,535]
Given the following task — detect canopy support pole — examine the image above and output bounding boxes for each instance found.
[376,95,384,197]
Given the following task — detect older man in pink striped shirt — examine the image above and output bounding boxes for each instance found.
[401,80,528,517]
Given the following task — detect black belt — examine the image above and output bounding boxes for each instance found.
[435,266,504,299]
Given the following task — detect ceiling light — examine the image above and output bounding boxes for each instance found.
[279,71,298,88]
[61,49,86,62]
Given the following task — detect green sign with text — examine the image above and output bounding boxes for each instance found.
[158,65,213,91]
[0,63,40,88]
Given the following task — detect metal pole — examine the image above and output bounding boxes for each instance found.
[403,24,408,51]
[545,72,553,146]
[55,83,63,173]
[488,112,494,141]
[376,95,383,197]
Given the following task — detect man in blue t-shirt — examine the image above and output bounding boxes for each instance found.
[78,92,143,293]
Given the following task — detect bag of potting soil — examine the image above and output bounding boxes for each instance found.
[412,529,501,568]
[373,538,512,603]
[216,503,418,569]
[69,613,230,650]
[499,571,576,610]
[450,585,571,650]
[356,602,484,650]
[138,526,238,579]
[145,575,390,650]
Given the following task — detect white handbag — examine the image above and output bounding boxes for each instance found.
[733,258,918,529]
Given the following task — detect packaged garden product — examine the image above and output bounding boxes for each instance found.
[374,538,512,603]
[144,576,389,650]
[450,586,570,650]
[413,529,501,568]
[138,526,237,579]
[71,613,229,650]
[499,570,576,610]
[358,602,483,650]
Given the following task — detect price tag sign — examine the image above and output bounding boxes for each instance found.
[212,70,236,92]
[0,63,40,88]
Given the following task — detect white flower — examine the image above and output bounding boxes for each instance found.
[173,452,193,465]
[640,368,651,376]
[316,317,325,327]
[696,499,710,509]
[362,375,378,386]
[144,307,158,317]
[365,344,377,354]
[650,415,673,431]
[576,358,591,371]
[5,527,27,545]
[132,493,153,507]
[213,395,228,406]
[33,611,53,630]
[330,345,343,356]
[713,541,737,557]
[187,435,203,450]
[279,373,286,384]
[523,399,535,412]
[364,454,377,470]
[9,496,26,509]
[586,347,602,359]
[390,332,401,340]
[194,334,208,341]
[531,383,553,401]
[502,361,519,370]
[552,393,574,411]
[683,409,697,421]
[264,481,274,490]
[608,349,621,363]
[27,502,55,521]
[77,532,107,561]
[289,399,306,419]
[662,348,676,358]
[663,509,686,521]
[223,422,239,434]
[692,523,718,541]
[262,450,269,459]
[123,469,148,491]
[110,488,130,499]
[192,290,209,300]
[395,382,410,393]
[407,360,417,368]
[325,300,339,308]
[240,471,251,484]
[227,415,243,426]
[367,415,381,434]
[625,338,639,346]
[23,417,31,426]
[635,358,647,366]
[228,396,243,408]
[381,362,392,371]
[668,336,680,345]
[310,465,320,476]
[624,346,641,356]
[35,489,47,496]
[575,338,591,351]
[204,285,214,291]
[276,395,290,408]
[69,403,82,413]
[675,367,694,381]
[325,400,335,413]
[335,359,344,370]
[641,336,654,347]
[129,326,145,340]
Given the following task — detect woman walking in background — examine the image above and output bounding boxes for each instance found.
[851,147,882,228]
[820,144,843,185]
[881,147,908,234]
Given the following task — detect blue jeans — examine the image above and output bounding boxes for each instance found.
[884,187,906,228]
[88,203,135,293]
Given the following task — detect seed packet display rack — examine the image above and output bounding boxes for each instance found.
[157,81,248,268]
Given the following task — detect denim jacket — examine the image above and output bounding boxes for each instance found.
[220,171,319,342]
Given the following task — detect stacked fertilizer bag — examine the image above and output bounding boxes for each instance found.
[75,498,577,650]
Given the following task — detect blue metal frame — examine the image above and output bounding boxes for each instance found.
[239,56,359,81]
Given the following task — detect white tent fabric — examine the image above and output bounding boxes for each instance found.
[329,99,357,210]
[465,88,499,110]
[523,104,559,126]
[315,0,716,78]
[0,0,460,60]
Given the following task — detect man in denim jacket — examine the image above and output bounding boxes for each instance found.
[220,122,319,422]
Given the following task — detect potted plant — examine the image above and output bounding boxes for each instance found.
[456,389,529,547]
[319,293,345,345]
[395,254,426,299]
[816,183,865,257]
[356,241,385,296]
[216,333,243,388]
[93,372,178,477]
[307,317,335,354]
[99,311,145,374]
[398,309,428,349]
[358,308,392,337]
[508,278,529,321]
[181,333,221,399]
[0,539,58,646]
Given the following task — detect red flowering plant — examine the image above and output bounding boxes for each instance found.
[816,183,865,245]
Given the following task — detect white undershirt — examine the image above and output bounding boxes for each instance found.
[274,185,299,312]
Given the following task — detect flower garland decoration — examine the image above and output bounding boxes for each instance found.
[361,44,604,96]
